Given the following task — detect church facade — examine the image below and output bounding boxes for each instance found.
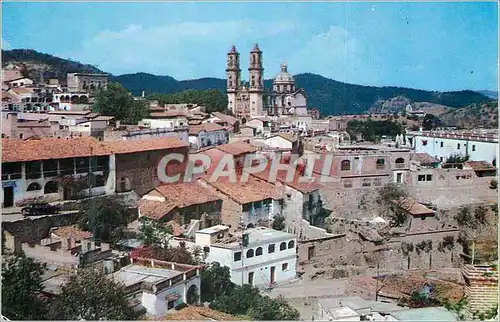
[226,44,308,119]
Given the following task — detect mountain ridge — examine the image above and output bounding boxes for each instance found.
[2,49,493,116]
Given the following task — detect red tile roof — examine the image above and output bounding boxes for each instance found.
[188,123,226,135]
[52,226,92,241]
[211,112,239,126]
[249,163,322,193]
[2,137,111,163]
[465,160,496,171]
[216,142,258,156]
[154,182,221,208]
[274,133,298,143]
[105,137,188,154]
[138,199,178,220]
[413,153,440,165]
[203,174,282,204]
[393,197,435,216]
[149,111,187,118]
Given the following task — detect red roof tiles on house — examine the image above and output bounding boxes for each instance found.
[154,182,221,208]
[216,142,258,156]
[203,174,282,204]
[188,123,226,135]
[249,163,322,194]
[52,226,92,241]
[138,199,178,220]
[105,137,188,154]
[149,111,188,118]
[2,137,111,163]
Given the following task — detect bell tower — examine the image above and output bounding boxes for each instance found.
[226,45,241,114]
[248,43,264,117]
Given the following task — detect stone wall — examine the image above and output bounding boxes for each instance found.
[297,234,347,264]
[115,147,189,196]
[462,265,498,320]
[3,212,80,248]
[409,168,497,209]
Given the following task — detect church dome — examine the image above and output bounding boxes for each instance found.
[273,62,295,84]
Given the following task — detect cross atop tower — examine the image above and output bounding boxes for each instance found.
[281,62,288,73]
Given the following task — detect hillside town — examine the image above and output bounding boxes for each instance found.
[1,43,498,322]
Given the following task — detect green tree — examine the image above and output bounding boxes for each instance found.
[148,89,228,114]
[78,196,130,244]
[137,217,173,248]
[210,284,260,316]
[422,114,443,130]
[93,82,148,124]
[248,295,300,320]
[1,253,48,320]
[47,268,142,320]
[272,215,286,231]
[200,262,235,303]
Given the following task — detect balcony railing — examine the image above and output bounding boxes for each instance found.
[1,173,22,181]
[395,163,406,169]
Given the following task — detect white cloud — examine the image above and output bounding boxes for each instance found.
[2,38,11,50]
[288,26,379,84]
[64,20,296,79]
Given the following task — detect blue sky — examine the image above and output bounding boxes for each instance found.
[2,2,498,91]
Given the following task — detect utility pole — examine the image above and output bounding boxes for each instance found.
[88,145,93,198]
[471,229,476,265]
[240,241,244,286]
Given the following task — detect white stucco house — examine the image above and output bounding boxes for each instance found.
[197,225,297,287]
[111,259,201,317]
[140,112,188,129]
[188,123,228,150]
[407,130,498,164]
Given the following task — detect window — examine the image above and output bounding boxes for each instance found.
[395,158,405,169]
[440,142,444,147]
[279,242,286,251]
[362,179,371,187]
[418,175,426,182]
[374,178,382,186]
[248,272,254,286]
[234,252,242,262]
[268,244,275,253]
[242,203,252,212]
[343,180,353,188]
[246,249,254,258]
[376,159,385,169]
[341,160,351,171]
[26,161,42,179]
[282,263,289,271]
[27,182,42,191]
[426,174,432,181]
[457,143,460,149]
[288,240,295,249]
[472,145,476,152]
[255,247,263,256]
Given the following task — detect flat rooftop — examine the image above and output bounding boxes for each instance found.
[196,225,230,235]
[390,307,457,321]
[213,227,295,249]
[111,264,181,287]
[318,296,402,314]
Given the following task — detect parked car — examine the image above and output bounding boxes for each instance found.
[21,203,61,216]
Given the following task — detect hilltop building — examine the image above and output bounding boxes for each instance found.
[226,44,309,119]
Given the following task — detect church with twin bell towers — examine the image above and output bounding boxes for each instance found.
[226,44,264,119]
